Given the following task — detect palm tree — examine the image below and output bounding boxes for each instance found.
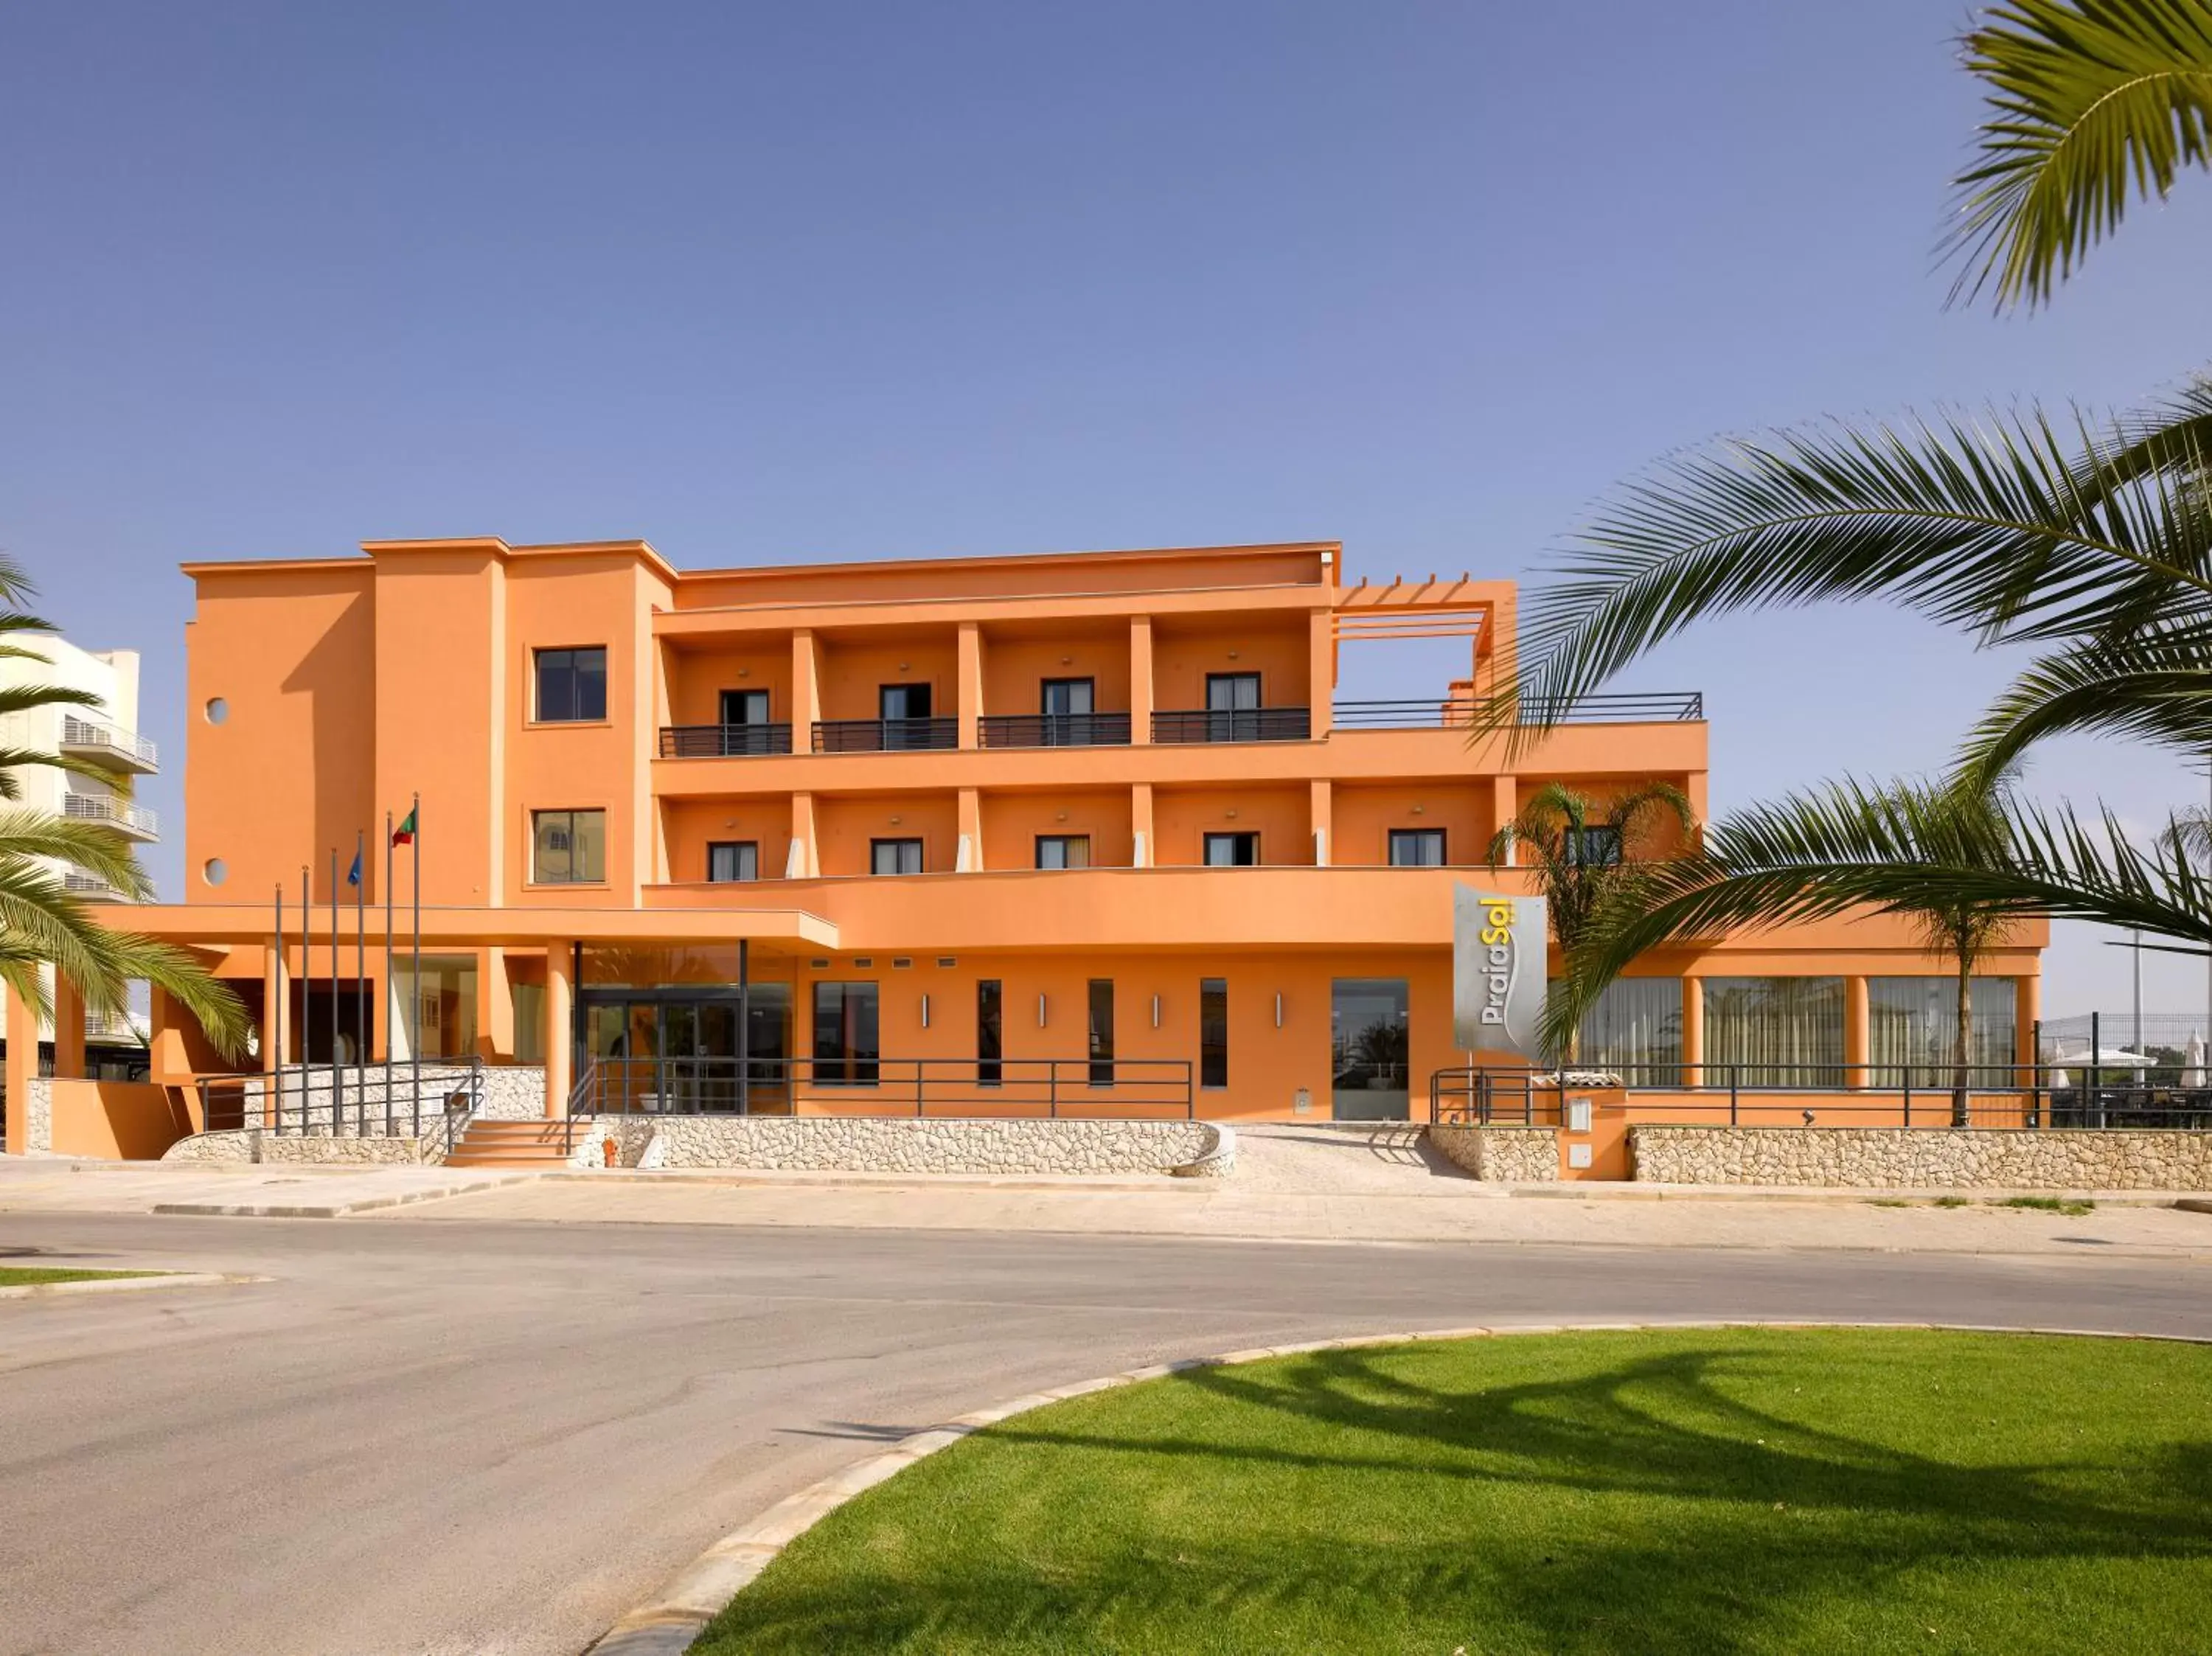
[0,559,248,1061]
[1552,776,2022,1127]
[1485,781,1694,1065]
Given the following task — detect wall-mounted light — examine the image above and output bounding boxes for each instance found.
[920,993,931,1029]
[1038,992,1048,1027]
[1054,810,1068,823]
[737,667,751,678]
[1225,808,1239,820]
[889,814,902,826]
[1060,655,1073,666]
[1411,803,1426,816]
[1151,994,1161,1029]
[897,661,910,672]
[1275,992,1285,1029]
[1227,650,1241,661]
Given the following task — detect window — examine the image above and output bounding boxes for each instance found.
[708,841,758,883]
[511,981,546,1065]
[1703,977,1844,1088]
[1200,978,1228,1088]
[531,810,605,884]
[978,979,1002,1085]
[1388,829,1446,867]
[1567,825,1623,867]
[720,689,770,726]
[1556,976,1684,1085]
[1203,832,1259,867]
[1205,672,1262,742]
[880,683,936,751]
[1088,979,1115,1085]
[1868,978,2017,1086]
[813,981,880,1084]
[872,838,924,876]
[1035,835,1092,869]
[1041,678,1094,716]
[535,647,607,723]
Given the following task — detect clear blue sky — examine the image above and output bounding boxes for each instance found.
[5,1,2209,1014]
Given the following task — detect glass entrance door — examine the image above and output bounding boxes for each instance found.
[1332,978,1410,1121]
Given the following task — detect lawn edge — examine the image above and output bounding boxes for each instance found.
[0,1270,260,1299]
[580,1318,2212,1655]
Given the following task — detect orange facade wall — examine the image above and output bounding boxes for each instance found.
[661,799,801,886]
[815,632,959,726]
[1151,784,1313,868]
[814,792,962,878]
[979,627,1133,717]
[665,641,792,729]
[977,788,1135,872]
[1332,782,1490,867]
[46,1079,194,1160]
[1150,616,1311,712]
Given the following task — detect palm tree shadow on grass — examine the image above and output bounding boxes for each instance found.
[703,1340,2212,1655]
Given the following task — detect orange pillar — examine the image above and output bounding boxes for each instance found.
[789,792,818,879]
[1309,778,1332,867]
[958,787,983,872]
[1843,975,1869,1091]
[4,984,36,1153]
[51,972,86,1079]
[956,622,983,750]
[545,942,574,1119]
[1680,976,1703,1090]
[1131,782,1155,869]
[791,629,821,744]
[1491,774,1517,863]
[262,942,288,1073]
[1307,609,1333,738]
[2015,973,2040,1080]
[1129,616,1153,745]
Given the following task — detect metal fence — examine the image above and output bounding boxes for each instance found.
[198,1059,485,1142]
[569,1055,1194,1119]
[1330,692,1704,728]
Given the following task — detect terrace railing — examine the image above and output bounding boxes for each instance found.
[1151,706,1311,745]
[977,712,1133,748]
[813,717,960,754]
[570,1054,1194,1119]
[658,722,795,758]
[1332,691,1704,729]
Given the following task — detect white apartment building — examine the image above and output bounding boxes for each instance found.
[1,636,158,1048]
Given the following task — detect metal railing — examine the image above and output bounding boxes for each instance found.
[658,722,795,758]
[570,1054,1194,1118]
[63,869,128,900]
[1428,1060,2212,1130]
[60,716,159,768]
[198,1058,486,1142]
[63,793,159,835]
[1331,691,1704,729]
[1151,707,1312,744]
[813,717,960,754]
[977,712,1133,748]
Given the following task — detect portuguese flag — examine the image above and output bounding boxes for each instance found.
[391,807,417,847]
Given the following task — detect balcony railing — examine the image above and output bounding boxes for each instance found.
[60,716,159,772]
[659,723,796,758]
[1330,692,1703,729]
[1151,706,1311,744]
[63,793,158,837]
[63,869,129,901]
[977,712,1133,749]
[813,717,959,754]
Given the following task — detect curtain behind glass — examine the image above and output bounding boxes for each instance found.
[1554,978,1683,1084]
[1868,978,2017,1086]
[1703,978,1845,1087]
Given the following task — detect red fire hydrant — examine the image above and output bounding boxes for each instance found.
[602,1134,618,1168]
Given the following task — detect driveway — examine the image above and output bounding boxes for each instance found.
[2,1212,2209,1655]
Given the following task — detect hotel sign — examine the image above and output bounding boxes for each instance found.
[1453,886,1548,1060]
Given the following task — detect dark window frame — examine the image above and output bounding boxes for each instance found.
[1040,676,1096,715]
[1088,978,1115,1086]
[719,688,771,726]
[811,981,880,1085]
[1568,825,1624,867]
[1388,828,1447,868]
[1205,672,1262,711]
[1200,977,1229,1090]
[707,841,759,883]
[871,837,925,876]
[977,978,1003,1087]
[1034,834,1093,870]
[1203,831,1260,867]
[530,808,606,885]
[533,646,608,723]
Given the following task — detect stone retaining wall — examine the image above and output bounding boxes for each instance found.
[163,1130,431,1164]
[1631,1125,2212,1189]
[566,1115,1225,1177]
[1428,1124,1559,1183]
[23,1076,52,1153]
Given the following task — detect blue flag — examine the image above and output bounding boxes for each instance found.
[346,849,363,887]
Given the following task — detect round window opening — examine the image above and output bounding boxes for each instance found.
[203,857,227,887]
[204,697,228,725]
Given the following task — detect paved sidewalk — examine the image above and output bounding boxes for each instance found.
[0,1157,529,1217]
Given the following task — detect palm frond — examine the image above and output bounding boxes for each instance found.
[1945,0,2212,310]
[1960,617,2212,779]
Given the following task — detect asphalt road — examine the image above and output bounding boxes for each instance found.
[4,1214,2210,1656]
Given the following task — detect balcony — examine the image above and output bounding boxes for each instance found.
[977,712,1132,749]
[63,869,131,902]
[813,717,959,754]
[1152,707,1311,745]
[60,716,159,774]
[660,723,796,758]
[1330,692,1704,728]
[63,793,158,841]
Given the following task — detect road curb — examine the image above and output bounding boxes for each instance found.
[0,1271,261,1300]
[151,1174,535,1219]
[582,1317,2212,1653]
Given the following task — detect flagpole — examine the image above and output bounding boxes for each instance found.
[273,882,285,1133]
[301,865,310,1132]
[411,792,422,1127]
[330,849,341,1133]
[354,829,366,1137]
[385,810,394,1136]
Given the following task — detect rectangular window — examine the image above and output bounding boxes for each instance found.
[977,979,1003,1086]
[720,689,770,726]
[534,647,608,723]
[708,841,759,883]
[531,809,605,884]
[1557,976,1684,1086]
[1035,835,1092,869]
[880,683,933,720]
[1200,978,1228,1088]
[871,838,924,876]
[510,981,547,1065]
[1203,832,1259,867]
[1331,978,1408,1121]
[812,981,880,1085]
[1568,825,1624,867]
[1867,977,2018,1087]
[1205,672,1262,742]
[1388,829,1446,867]
[1088,978,1114,1085]
[1703,977,1844,1088]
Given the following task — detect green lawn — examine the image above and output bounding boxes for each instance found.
[695,1329,2212,1655]
[0,1266,163,1287]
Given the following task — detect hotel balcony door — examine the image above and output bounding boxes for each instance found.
[1331,978,1410,1121]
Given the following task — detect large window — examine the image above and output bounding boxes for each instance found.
[1557,977,1683,1085]
[1868,978,2018,1085]
[1204,672,1262,742]
[534,647,607,723]
[1203,832,1259,867]
[1567,825,1623,867]
[871,838,924,876]
[1703,977,1845,1088]
[392,956,478,1060]
[708,841,759,883]
[978,979,1003,1086]
[1036,835,1091,869]
[1388,829,1446,867]
[1200,978,1228,1089]
[813,981,880,1084]
[531,809,605,884]
[1088,979,1115,1085]
[1331,978,1408,1121]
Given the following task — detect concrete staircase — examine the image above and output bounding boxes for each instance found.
[445,1119,574,1169]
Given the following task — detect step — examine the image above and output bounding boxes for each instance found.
[446,1150,571,1167]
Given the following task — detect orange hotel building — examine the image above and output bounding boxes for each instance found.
[105,535,2042,1128]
